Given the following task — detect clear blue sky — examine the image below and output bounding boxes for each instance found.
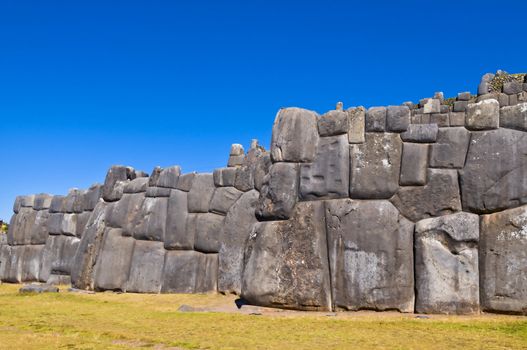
[1,0,526,220]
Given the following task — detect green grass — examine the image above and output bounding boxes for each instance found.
[0,283,526,349]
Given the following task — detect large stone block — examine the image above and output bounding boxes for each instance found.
[49,195,65,213]
[132,197,168,241]
[162,251,218,293]
[213,167,237,187]
[47,213,63,235]
[414,213,480,314]
[33,194,52,210]
[83,184,102,211]
[7,208,36,245]
[325,199,414,312]
[209,187,243,215]
[187,173,215,213]
[29,209,50,244]
[400,143,428,186]
[2,245,23,282]
[242,201,332,311]
[75,212,91,238]
[105,193,144,235]
[466,99,500,130]
[254,152,271,191]
[60,213,78,236]
[94,228,135,291]
[218,190,259,295]
[270,107,319,162]
[500,103,527,131]
[299,135,349,200]
[165,189,191,250]
[318,109,349,136]
[40,235,80,282]
[365,107,386,132]
[156,165,181,188]
[386,105,410,132]
[429,127,470,169]
[188,213,224,253]
[460,128,527,213]
[125,240,165,293]
[20,245,44,282]
[102,165,138,202]
[400,124,438,143]
[227,144,245,167]
[480,206,527,314]
[63,189,85,214]
[348,107,365,143]
[123,177,149,194]
[349,133,402,199]
[176,172,196,192]
[0,244,11,281]
[391,169,462,222]
[145,186,171,197]
[255,162,299,220]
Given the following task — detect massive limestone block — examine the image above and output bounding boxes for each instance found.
[94,228,135,291]
[348,107,365,143]
[33,194,52,210]
[400,143,428,186]
[123,177,149,194]
[218,190,259,295]
[386,105,410,132]
[242,201,332,311]
[234,146,268,192]
[466,99,500,130]
[106,193,144,235]
[47,213,63,234]
[188,213,224,253]
[270,107,319,162]
[132,197,168,241]
[29,209,50,244]
[49,195,65,213]
[349,133,402,199]
[429,127,470,169]
[165,189,191,250]
[213,167,237,187]
[254,151,272,192]
[155,166,181,188]
[162,251,218,293]
[365,107,386,132]
[227,143,245,167]
[7,208,36,245]
[318,109,349,136]
[176,172,196,192]
[61,213,78,236]
[75,211,91,238]
[39,235,80,282]
[187,173,215,213]
[414,213,480,314]
[70,202,108,290]
[63,189,85,214]
[0,244,11,281]
[500,103,527,131]
[83,184,102,211]
[1,246,43,283]
[255,162,299,220]
[145,186,171,197]
[299,135,349,200]
[480,206,527,314]
[400,124,438,143]
[102,165,139,202]
[209,187,243,215]
[391,169,462,222]
[126,240,165,293]
[460,128,527,213]
[325,199,414,312]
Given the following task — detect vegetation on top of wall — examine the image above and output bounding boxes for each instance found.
[0,220,8,234]
[488,71,526,93]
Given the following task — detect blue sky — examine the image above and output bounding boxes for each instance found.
[1,0,526,220]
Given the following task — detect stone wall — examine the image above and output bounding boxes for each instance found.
[1,71,527,315]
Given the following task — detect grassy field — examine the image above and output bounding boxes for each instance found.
[0,284,526,349]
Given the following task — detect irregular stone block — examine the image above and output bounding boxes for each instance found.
[75,211,91,238]
[70,202,108,290]
[47,213,63,235]
[255,162,299,220]
[400,124,438,143]
[105,193,144,233]
[422,98,440,114]
[123,177,149,194]
[165,190,191,250]
[209,187,243,215]
[0,244,10,281]
[7,208,36,245]
[61,213,78,236]
[429,127,470,169]
[254,152,271,191]
[145,186,171,197]
[386,105,410,132]
[400,143,428,186]
[349,133,402,199]
[318,109,348,136]
[218,190,259,295]
[457,92,471,101]
[155,165,181,188]
[391,169,462,222]
[430,113,449,127]
[415,213,480,314]
[227,144,245,167]
[102,165,138,202]
[466,99,500,130]
[478,73,495,95]
[187,173,215,213]
[126,240,165,293]
[500,103,527,131]
[19,195,35,209]
[453,101,468,112]
[2,245,23,282]
[20,245,44,282]
[325,199,414,312]
[176,172,196,192]
[132,197,168,241]
[365,107,386,132]
[49,195,65,213]
[94,228,135,291]
[83,184,102,211]
[235,146,270,192]
[242,201,332,311]
[189,213,224,253]
[270,107,319,162]
[63,189,85,214]
[460,128,527,213]
[33,194,52,210]
[449,112,466,127]
[162,251,218,293]
[40,235,80,282]
[299,135,349,200]
[213,167,237,187]
[480,206,527,314]
[503,81,523,95]
[29,209,50,244]
[348,107,365,143]
[13,196,22,214]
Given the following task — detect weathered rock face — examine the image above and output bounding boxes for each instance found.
[4,72,527,315]
[325,199,414,312]
[460,128,527,214]
[242,201,332,311]
[414,213,480,314]
[480,206,527,314]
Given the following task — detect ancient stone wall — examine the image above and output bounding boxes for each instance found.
[1,71,527,315]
